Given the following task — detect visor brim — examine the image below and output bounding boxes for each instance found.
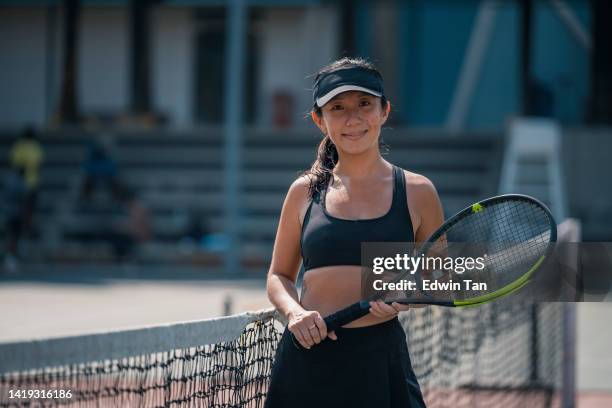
[315,85,382,108]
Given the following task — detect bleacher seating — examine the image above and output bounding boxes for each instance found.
[0,128,502,274]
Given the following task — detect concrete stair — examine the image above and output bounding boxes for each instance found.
[0,128,503,273]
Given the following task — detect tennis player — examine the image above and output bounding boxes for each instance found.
[265,57,444,407]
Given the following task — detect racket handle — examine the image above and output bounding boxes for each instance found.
[323,300,371,333]
[290,300,371,350]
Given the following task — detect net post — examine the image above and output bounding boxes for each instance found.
[558,218,580,408]
[530,302,540,386]
[558,218,582,408]
[223,0,247,276]
[562,303,576,408]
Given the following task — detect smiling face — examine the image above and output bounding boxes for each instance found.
[312,91,390,156]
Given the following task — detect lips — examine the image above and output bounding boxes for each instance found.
[341,130,367,140]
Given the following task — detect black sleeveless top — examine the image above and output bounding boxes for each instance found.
[300,165,414,271]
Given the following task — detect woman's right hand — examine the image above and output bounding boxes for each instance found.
[287,309,337,349]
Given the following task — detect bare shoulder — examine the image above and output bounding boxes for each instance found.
[402,169,440,201]
[400,169,445,240]
[284,174,314,224]
[287,174,312,201]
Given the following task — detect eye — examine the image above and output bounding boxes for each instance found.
[359,99,372,107]
[330,104,344,111]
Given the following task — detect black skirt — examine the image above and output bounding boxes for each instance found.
[264,317,427,408]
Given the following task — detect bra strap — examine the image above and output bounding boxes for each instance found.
[392,166,408,212]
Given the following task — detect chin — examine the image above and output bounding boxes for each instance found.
[338,142,376,156]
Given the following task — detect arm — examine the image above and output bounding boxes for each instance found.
[266,177,307,320]
[266,177,335,348]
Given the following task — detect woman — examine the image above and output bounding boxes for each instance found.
[265,58,444,407]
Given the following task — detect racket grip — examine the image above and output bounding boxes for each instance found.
[323,300,371,333]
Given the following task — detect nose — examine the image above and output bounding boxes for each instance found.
[344,107,363,127]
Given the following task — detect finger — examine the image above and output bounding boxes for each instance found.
[309,321,322,344]
[368,301,386,318]
[300,326,316,348]
[392,302,410,312]
[313,315,327,340]
[377,300,399,315]
[328,330,337,340]
[295,327,311,349]
[368,301,381,317]
[370,301,397,317]
[292,328,308,349]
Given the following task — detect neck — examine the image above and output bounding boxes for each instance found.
[334,149,388,179]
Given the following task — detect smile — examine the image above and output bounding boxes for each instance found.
[341,130,367,140]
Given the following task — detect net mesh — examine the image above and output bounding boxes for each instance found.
[402,301,564,407]
[1,302,566,408]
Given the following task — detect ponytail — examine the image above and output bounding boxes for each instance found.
[304,135,337,198]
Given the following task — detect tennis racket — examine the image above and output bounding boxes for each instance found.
[319,194,557,334]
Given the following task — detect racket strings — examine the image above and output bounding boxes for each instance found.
[418,199,553,302]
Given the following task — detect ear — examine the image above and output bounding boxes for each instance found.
[311,110,326,134]
[381,101,391,125]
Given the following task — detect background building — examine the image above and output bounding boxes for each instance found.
[0,0,609,267]
[0,0,599,129]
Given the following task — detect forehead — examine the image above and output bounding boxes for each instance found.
[328,91,377,103]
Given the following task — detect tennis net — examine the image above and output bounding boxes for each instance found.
[0,219,578,407]
[0,302,570,408]
[0,310,283,407]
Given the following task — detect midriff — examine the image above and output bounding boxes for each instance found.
[300,265,395,328]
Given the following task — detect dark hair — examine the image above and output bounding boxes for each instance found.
[303,57,389,197]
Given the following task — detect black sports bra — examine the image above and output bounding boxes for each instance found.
[300,165,414,271]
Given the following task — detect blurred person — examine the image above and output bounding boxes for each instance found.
[265,58,444,407]
[178,211,228,253]
[179,211,210,251]
[183,211,209,243]
[79,139,123,202]
[106,190,152,262]
[3,167,28,272]
[9,127,44,234]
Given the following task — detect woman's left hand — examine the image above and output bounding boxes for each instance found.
[368,301,410,318]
